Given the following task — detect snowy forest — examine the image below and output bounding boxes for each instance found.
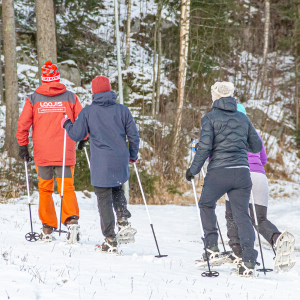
[0,0,299,204]
[1,1,300,299]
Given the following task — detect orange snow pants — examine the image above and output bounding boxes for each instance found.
[36,165,79,228]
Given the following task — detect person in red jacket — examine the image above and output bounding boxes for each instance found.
[16,60,87,243]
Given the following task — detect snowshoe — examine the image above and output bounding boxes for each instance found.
[116,220,137,244]
[195,248,229,268]
[274,230,296,273]
[235,262,255,278]
[66,224,80,244]
[95,238,119,254]
[40,227,56,242]
[226,252,242,265]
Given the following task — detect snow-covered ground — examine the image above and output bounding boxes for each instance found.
[1,183,300,300]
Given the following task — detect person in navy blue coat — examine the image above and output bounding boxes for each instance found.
[62,76,140,253]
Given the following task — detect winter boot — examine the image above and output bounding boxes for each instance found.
[95,237,118,254]
[273,231,296,273]
[65,216,80,244]
[116,219,137,244]
[195,246,228,267]
[40,225,56,242]
[236,262,255,277]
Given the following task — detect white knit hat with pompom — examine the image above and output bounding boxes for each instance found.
[211,81,234,102]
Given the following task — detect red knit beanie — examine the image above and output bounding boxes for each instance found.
[41,60,60,83]
[92,76,111,94]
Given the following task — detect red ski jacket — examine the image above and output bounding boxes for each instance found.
[16,82,83,166]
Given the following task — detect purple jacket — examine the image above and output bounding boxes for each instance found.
[248,132,267,174]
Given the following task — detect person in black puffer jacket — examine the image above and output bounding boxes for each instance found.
[186,81,262,275]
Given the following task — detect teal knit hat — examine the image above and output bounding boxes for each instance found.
[237,103,247,115]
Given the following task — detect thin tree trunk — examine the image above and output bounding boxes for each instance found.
[155,0,163,116]
[151,13,158,117]
[35,0,57,84]
[262,0,270,90]
[0,18,4,104]
[294,4,300,128]
[2,0,19,158]
[170,0,190,170]
[125,0,131,70]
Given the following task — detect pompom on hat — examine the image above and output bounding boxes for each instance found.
[211,81,234,102]
[92,76,112,94]
[41,60,60,83]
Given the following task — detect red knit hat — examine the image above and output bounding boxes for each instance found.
[92,76,111,94]
[41,60,60,83]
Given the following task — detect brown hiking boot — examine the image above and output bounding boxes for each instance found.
[40,225,55,242]
[64,216,79,226]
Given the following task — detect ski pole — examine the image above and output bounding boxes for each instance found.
[133,163,167,258]
[84,146,90,169]
[250,191,273,274]
[201,169,230,255]
[191,179,219,277]
[24,160,39,242]
[58,114,68,236]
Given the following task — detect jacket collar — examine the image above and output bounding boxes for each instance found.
[212,96,237,112]
[92,91,117,106]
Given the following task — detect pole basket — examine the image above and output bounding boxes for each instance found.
[201,270,219,278]
[257,268,273,273]
[25,232,40,242]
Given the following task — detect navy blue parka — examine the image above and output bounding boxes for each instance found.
[65,91,140,187]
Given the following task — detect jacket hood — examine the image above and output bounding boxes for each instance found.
[92,91,117,106]
[213,96,237,112]
[35,82,67,96]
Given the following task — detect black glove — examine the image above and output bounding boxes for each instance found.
[19,146,33,162]
[78,137,89,150]
[63,118,72,128]
[186,168,194,181]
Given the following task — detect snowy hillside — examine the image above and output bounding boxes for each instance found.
[1,180,300,300]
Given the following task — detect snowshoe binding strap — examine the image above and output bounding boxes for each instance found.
[237,262,255,277]
[95,238,118,254]
[40,228,55,242]
[227,252,242,265]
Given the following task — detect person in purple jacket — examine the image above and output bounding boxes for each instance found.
[225,104,282,262]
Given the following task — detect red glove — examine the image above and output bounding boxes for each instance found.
[129,158,138,163]
[61,117,70,129]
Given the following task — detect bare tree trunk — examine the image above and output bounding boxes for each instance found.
[262,0,270,90]
[155,0,163,116]
[0,18,4,104]
[35,0,57,84]
[294,4,300,128]
[125,0,131,70]
[2,0,19,157]
[151,14,158,117]
[170,0,190,170]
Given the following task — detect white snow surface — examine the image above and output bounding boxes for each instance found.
[1,181,300,300]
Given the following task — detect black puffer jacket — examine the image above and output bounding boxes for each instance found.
[190,97,262,175]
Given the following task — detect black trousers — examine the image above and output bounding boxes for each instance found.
[94,186,131,238]
[226,201,281,256]
[199,167,258,264]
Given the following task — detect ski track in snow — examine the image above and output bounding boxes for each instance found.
[1,190,300,300]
